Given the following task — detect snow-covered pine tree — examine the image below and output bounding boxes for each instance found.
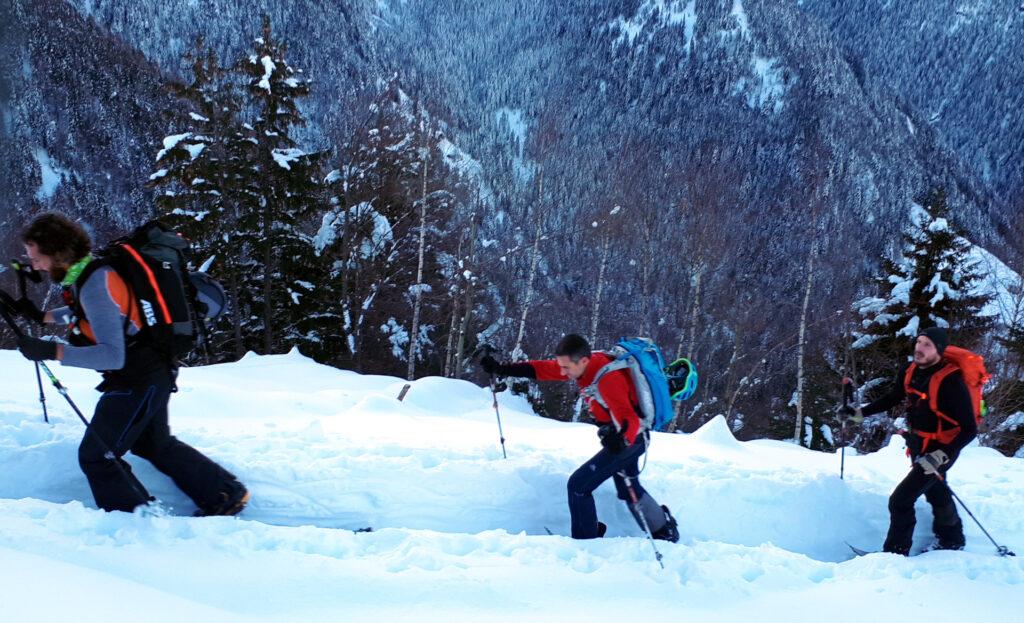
[235,15,327,355]
[148,37,253,361]
[853,188,994,432]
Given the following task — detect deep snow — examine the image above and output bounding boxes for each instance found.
[1,349,1021,622]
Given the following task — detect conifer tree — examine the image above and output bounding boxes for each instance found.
[148,37,249,360]
[235,15,326,354]
[853,187,994,409]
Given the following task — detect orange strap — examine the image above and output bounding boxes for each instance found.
[121,243,173,324]
[903,362,961,451]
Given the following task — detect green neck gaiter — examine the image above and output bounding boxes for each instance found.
[61,255,93,287]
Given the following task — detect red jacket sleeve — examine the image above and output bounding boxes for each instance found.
[528,359,568,381]
[594,371,643,444]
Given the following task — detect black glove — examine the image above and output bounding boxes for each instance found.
[0,291,44,324]
[598,424,628,454]
[479,355,536,379]
[18,336,58,361]
[480,354,500,375]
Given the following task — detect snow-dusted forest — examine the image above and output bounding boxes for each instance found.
[1,1,1022,452]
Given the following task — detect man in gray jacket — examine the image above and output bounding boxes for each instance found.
[4,213,248,516]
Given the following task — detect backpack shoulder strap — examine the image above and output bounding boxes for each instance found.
[115,242,175,325]
[903,363,920,398]
[927,364,964,427]
[581,357,630,425]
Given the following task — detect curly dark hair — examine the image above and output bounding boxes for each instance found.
[21,213,92,264]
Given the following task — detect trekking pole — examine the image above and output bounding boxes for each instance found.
[0,305,151,505]
[10,262,49,423]
[9,262,50,424]
[34,361,49,424]
[475,344,508,459]
[928,468,1016,557]
[489,375,508,459]
[617,469,665,569]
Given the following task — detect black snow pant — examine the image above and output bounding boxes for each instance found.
[566,433,667,539]
[883,457,965,555]
[78,371,241,513]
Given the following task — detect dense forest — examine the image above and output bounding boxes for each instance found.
[1,0,1021,454]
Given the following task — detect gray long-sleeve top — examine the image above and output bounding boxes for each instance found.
[51,266,133,371]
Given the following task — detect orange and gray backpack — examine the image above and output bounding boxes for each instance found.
[903,345,990,452]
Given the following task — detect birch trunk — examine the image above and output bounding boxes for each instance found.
[721,331,742,423]
[407,154,429,380]
[513,168,544,358]
[793,226,819,445]
[669,266,702,432]
[589,234,611,345]
[443,233,463,377]
[454,216,480,378]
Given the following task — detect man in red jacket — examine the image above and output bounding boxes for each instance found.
[482,334,678,541]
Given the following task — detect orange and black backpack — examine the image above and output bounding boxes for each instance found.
[68,221,226,360]
[903,345,990,452]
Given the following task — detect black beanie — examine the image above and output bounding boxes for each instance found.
[918,326,949,355]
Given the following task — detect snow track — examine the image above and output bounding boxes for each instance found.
[1,350,1021,621]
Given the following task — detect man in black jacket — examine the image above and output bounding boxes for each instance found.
[850,327,976,554]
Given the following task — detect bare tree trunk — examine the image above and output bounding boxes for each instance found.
[407,154,429,380]
[513,168,544,358]
[443,234,463,378]
[667,264,704,432]
[793,220,820,445]
[443,294,460,377]
[589,234,611,345]
[639,262,651,336]
[721,330,742,423]
[454,216,480,378]
[685,268,704,360]
[230,269,244,359]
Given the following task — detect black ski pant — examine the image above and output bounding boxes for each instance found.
[883,459,964,555]
[78,372,240,513]
[566,434,667,539]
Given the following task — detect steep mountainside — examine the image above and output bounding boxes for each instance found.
[1,1,1019,428]
[798,0,1024,251]
[372,0,1012,339]
[1,0,174,254]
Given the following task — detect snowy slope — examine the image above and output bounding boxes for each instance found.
[1,350,1022,622]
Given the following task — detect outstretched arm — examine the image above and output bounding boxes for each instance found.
[861,365,909,417]
[480,356,568,381]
